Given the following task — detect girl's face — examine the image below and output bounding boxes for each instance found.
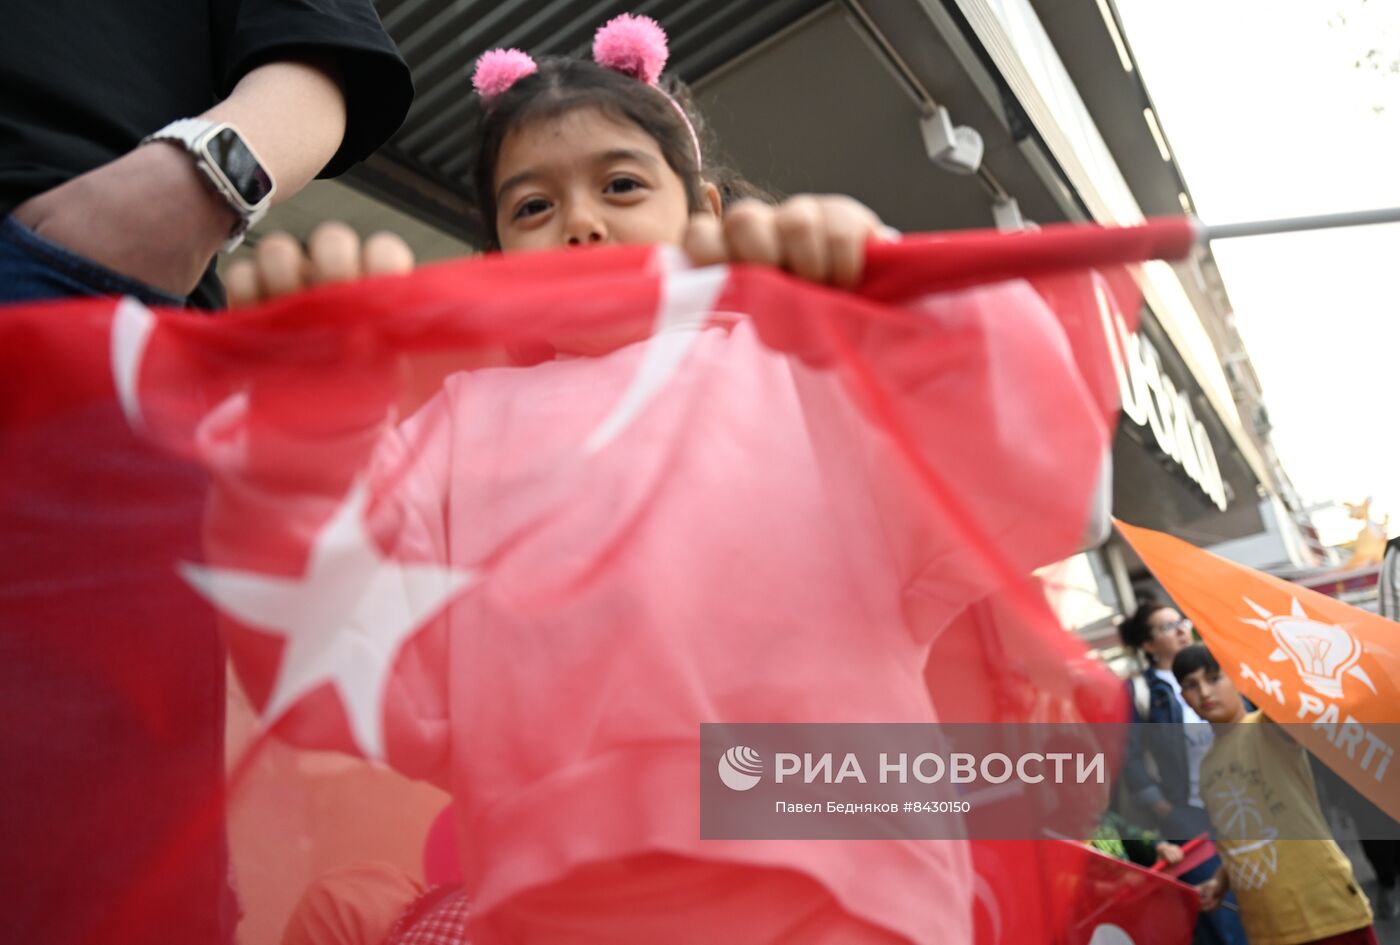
[493,106,707,253]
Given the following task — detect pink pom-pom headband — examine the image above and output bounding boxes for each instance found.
[592,12,669,84]
[470,14,702,169]
[472,48,537,100]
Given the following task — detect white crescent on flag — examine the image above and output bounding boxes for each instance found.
[584,253,727,453]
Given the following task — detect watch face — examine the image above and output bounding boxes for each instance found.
[205,127,274,208]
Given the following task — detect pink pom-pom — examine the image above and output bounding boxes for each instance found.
[472,48,537,102]
[592,14,669,85]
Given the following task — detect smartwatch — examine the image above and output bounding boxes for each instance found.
[141,119,276,252]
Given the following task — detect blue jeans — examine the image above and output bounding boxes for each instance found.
[0,214,234,943]
[1168,804,1250,945]
[0,213,188,306]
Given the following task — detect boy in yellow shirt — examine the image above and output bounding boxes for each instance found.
[1173,644,1376,945]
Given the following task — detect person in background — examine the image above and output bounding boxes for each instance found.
[1176,644,1377,945]
[1316,770,1400,921]
[1090,809,1186,869]
[1119,599,1248,944]
[1379,536,1400,620]
[0,4,411,944]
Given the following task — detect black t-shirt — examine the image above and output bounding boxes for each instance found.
[0,0,414,308]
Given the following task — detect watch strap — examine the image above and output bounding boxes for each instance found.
[141,119,270,252]
[141,118,220,151]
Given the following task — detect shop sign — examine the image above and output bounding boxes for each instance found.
[1093,278,1229,511]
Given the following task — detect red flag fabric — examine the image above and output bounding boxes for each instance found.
[925,575,1131,944]
[0,225,1177,944]
[968,840,1200,945]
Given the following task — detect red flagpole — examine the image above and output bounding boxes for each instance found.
[859,206,1400,302]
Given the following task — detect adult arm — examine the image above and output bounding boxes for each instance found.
[1124,727,1171,812]
[13,0,412,300]
[1122,685,1172,815]
[12,58,349,298]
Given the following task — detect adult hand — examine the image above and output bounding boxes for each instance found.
[682,194,892,289]
[11,143,237,297]
[224,223,415,306]
[1151,799,1174,820]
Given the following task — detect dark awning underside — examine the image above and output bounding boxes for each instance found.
[357,0,829,238]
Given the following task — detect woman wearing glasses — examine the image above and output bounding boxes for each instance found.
[1119,600,1250,945]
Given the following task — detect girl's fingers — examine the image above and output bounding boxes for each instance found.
[680,213,727,268]
[719,202,811,357]
[821,197,883,289]
[224,258,262,308]
[697,193,886,287]
[306,221,362,285]
[773,196,829,283]
[722,200,784,269]
[254,231,310,300]
[363,231,416,276]
[233,225,414,308]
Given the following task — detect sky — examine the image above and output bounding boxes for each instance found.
[1112,0,1399,544]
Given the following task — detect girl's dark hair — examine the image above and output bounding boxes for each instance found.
[1117,599,1171,652]
[468,56,774,249]
[1171,643,1219,685]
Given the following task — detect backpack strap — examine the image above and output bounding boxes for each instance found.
[1131,673,1151,720]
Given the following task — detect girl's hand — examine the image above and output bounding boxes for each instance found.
[682,195,893,289]
[225,223,415,307]
[1155,841,1184,865]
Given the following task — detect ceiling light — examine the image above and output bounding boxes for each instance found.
[1143,108,1172,161]
[1094,0,1134,72]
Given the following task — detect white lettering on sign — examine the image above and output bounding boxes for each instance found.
[1295,693,1395,782]
[1094,278,1228,511]
[1239,662,1286,705]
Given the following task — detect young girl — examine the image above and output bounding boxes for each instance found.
[224,23,883,303]
[217,15,1106,944]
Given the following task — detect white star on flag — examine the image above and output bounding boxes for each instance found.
[179,482,475,760]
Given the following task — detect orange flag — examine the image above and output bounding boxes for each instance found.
[1116,520,1400,820]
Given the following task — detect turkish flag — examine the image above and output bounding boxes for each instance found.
[1116,519,1400,821]
[0,220,1192,944]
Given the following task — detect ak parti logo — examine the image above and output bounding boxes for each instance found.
[1239,595,1377,700]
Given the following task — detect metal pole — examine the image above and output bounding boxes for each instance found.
[1202,206,1400,242]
